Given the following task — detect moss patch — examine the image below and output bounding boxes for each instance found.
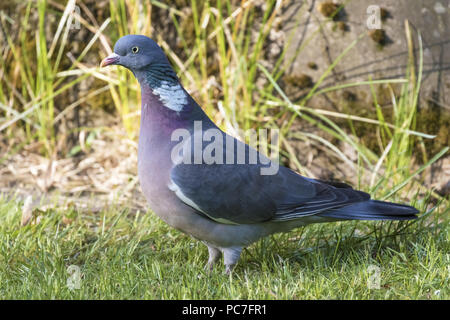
[416,100,450,156]
[317,2,339,19]
[368,29,386,45]
[380,7,390,21]
[284,74,314,89]
[307,62,318,70]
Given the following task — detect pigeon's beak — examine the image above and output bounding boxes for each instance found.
[100,53,120,67]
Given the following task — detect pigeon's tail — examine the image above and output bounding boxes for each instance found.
[318,200,419,221]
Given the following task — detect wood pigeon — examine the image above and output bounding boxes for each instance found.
[101,35,418,273]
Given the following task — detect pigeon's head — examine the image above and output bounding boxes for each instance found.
[101,35,169,72]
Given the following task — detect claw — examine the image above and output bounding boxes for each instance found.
[225,264,236,275]
[222,247,242,275]
[205,245,221,273]
[204,261,215,273]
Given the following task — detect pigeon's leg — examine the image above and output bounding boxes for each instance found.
[205,245,222,271]
[222,247,242,274]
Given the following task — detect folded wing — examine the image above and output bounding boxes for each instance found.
[169,132,369,225]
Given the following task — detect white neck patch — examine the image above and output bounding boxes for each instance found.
[152,81,187,112]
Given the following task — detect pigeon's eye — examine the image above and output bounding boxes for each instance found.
[131,46,139,54]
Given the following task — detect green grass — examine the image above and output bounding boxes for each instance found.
[0,195,447,299]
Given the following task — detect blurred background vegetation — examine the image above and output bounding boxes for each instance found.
[0,0,448,213]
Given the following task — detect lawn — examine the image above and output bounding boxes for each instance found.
[0,195,447,299]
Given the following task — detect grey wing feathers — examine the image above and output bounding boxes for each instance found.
[170,163,277,224]
[169,130,370,225]
[170,163,370,225]
[272,177,370,221]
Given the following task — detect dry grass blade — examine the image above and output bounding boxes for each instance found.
[20,195,33,226]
